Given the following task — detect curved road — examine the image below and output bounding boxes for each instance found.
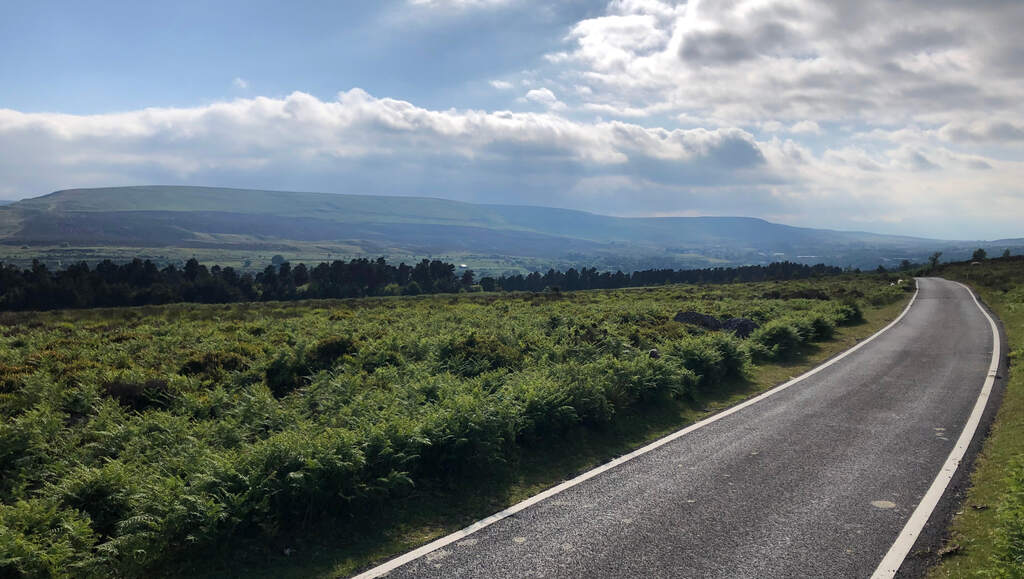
[358,278,1001,578]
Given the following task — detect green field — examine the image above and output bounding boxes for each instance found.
[0,276,910,577]
[928,257,1024,577]
[0,243,557,277]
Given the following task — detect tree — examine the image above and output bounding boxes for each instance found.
[271,254,286,266]
[928,252,943,268]
[899,259,912,271]
[292,263,309,286]
[1002,249,1011,258]
[972,248,987,261]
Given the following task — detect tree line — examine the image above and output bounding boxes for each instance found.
[0,257,844,311]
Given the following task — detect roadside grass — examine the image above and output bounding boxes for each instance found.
[181,297,911,579]
[928,257,1024,577]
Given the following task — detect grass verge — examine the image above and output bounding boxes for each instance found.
[929,260,1024,577]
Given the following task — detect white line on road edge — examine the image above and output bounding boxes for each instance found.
[353,286,922,579]
[871,280,1001,579]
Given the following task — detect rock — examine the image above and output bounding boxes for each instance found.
[673,311,723,330]
[721,317,759,338]
[673,311,759,338]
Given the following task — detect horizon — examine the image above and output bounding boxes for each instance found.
[2,1,1023,240]
[10,183,1004,243]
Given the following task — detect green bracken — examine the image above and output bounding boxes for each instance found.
[0,276,907,578]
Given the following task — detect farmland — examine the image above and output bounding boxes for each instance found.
[0,275,910,577]
[5,186,1021,274]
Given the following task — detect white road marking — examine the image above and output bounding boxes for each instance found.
[871,279,1001,578]
[352,286,921,579]
[872,501,897,510]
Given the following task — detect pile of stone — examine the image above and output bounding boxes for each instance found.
[673,311,760,338]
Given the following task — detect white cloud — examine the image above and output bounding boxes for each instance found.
[0,89,767,195]
[232,77,249,89]
[521,87,566,110]
[2,2,1022,238]
[789,120,822,135]
[545,0,1024,127]
[453,0,1024,237]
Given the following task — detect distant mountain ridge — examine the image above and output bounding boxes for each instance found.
[0,186,1019,270]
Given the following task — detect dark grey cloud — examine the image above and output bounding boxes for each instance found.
[941,121,1024,144]
[679,21,796,65]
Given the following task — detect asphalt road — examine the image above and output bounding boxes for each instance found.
[362,277,1000,578]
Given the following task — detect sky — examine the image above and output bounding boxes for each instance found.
[1,0,1023,240]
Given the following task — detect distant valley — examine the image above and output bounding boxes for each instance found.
[0,186,1020,274]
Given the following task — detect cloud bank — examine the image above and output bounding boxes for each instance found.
[1,0,1023,239]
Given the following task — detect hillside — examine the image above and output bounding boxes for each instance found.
[1,186,1020,271]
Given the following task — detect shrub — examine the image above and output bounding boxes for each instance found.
[589,355,696,407]
[264,353,304,397]
[565,322,624,358]
[666,333,748,391]
[808,313,836,341]
[785,316,816,343]
[706,333,749,381]
[867,285,904,306]
[830,300,863,325]
[102,378,172,411]
[417,390,518,481]
[1,406,66,500]
[0,362,29,393]
[306,336,357,372]
[749,320,803,361]
[506,372,579,443]
[0,499,102,578]
[52,461,135,539]
[179,352,248,378]
[438,333,525,377]
[549,364,616,427]
[238,427,366,531]
[355,346,404,373]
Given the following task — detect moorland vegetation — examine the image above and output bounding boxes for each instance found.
[0,272,908,577]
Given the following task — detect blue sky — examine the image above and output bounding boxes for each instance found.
[2,0,1023,240]
[0,1,598,113]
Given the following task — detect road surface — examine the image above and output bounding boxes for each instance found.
[357,277,1002,578]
